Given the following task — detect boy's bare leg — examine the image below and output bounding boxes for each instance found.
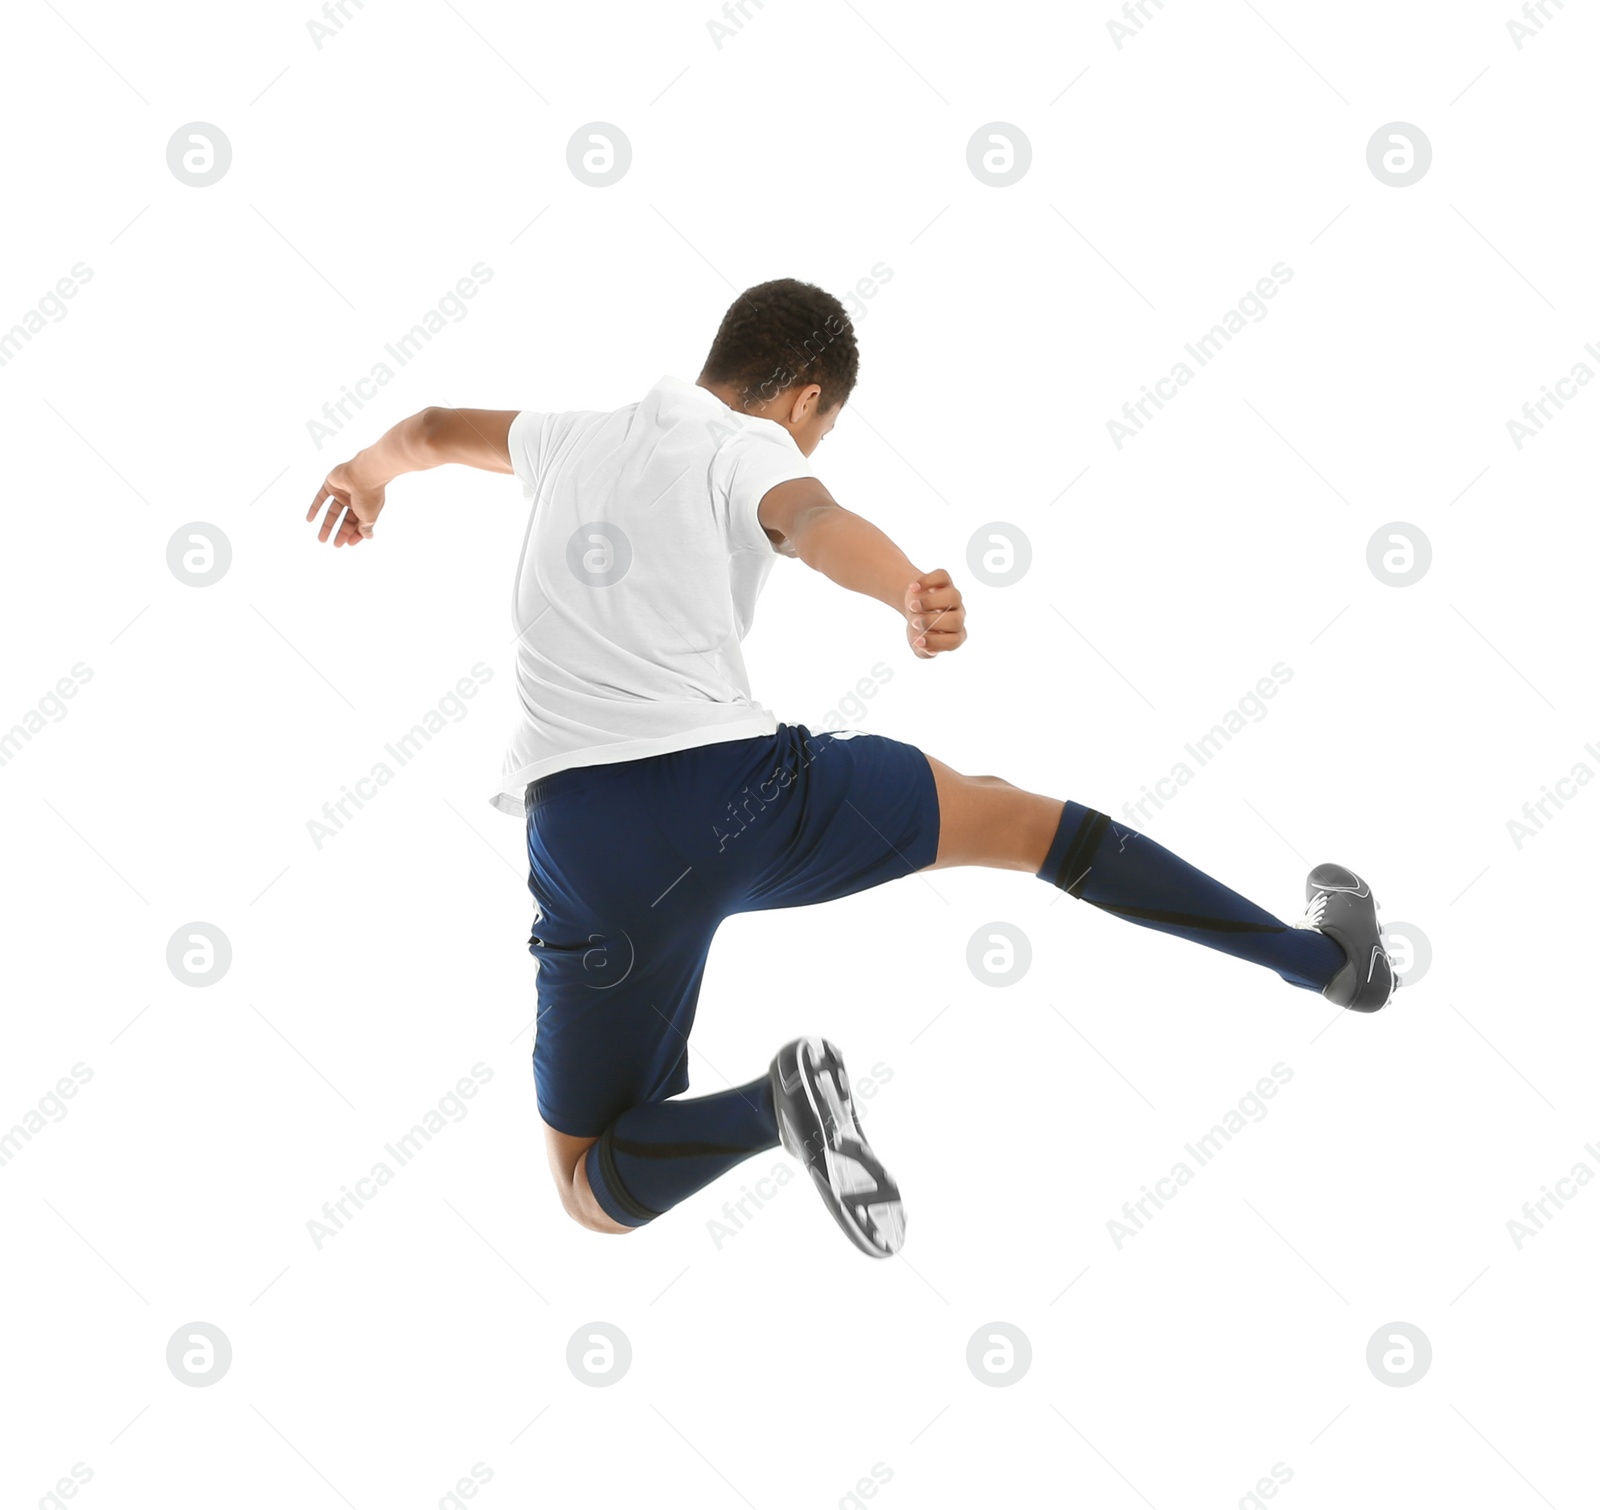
[544,1124,632,1234]
[924,756,1064,872]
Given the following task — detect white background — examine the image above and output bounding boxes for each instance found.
[2,2,1596,1507]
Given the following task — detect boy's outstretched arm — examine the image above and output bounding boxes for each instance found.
[307,408,516,547]
[758,477,967,659]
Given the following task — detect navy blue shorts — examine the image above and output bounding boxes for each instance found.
[524,724,940,1136]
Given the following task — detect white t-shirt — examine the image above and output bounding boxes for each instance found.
[489,375,817,814]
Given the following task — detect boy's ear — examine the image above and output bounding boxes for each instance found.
[788,383,824,424]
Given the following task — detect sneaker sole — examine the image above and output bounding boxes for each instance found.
[771,1037,904,1258]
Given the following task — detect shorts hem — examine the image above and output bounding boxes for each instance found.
[536,1106,610,1139]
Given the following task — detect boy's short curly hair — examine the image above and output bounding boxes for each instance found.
[699,278,859,413]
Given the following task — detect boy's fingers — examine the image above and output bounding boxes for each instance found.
[307,485,330,522]
[909,604,962,628]
[915,588,962,612]
[907,572,957,605]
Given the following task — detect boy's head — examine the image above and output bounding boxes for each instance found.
[697,277,858,455]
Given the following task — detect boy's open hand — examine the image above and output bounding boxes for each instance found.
[905,569,966,658]
[308,460,385,547]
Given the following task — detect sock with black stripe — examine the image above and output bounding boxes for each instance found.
[584,1076,779,1229]
[1039,801,1345,991]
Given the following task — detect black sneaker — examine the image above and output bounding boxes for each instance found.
[1296,864,1397,1012]
[769,1037,905,1257]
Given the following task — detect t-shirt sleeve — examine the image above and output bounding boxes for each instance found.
[506,410,546,495]
[711,423,818,555]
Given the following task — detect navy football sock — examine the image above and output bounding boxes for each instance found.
[1039,802,1345,992]
[584,1075,779,1228]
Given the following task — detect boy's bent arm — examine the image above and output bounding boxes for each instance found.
[308,407,517,547]
[758,477,967,658]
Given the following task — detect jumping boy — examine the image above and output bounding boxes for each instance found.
[308,278,1396,1258]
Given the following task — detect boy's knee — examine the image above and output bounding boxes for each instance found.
[564,1198,633,1235]
[545,1123,636,1234]
[550,1152,635,1235]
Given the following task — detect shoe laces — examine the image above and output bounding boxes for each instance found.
[1294,891,1329,930]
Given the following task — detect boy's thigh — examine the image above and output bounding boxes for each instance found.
[525,760,725,1137]
[921,756,1065,873]
[731,725,942,911]
[530,914,718,1137]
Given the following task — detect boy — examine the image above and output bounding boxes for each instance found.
[308,278,1395,1258]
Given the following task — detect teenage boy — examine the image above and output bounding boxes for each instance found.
[308,278,1395,1257]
